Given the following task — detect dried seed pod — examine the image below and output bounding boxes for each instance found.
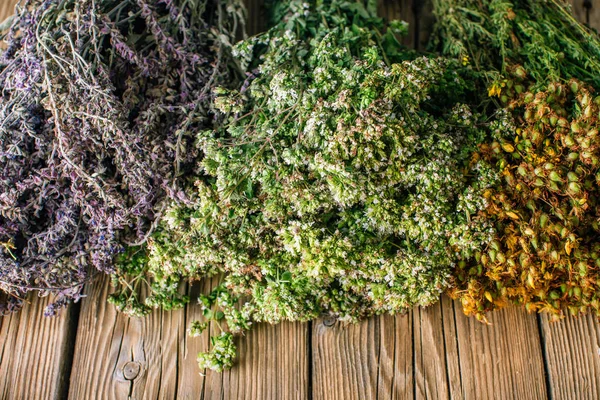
[451,79,600,321]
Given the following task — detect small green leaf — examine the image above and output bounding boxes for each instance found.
[245,179,254,199]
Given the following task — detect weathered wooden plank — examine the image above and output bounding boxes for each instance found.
[175,280,220,400]
[415,0,435,51]
[0,0,17,23]
[313,311,443,400]
[312,314,413,400]
[177,280,310,400]
[453,301,548,399]
[589,3,600,31]
[414,303,451,399]
[311,298,466,400]
[569,0,600,31]
[217,321,309,400]
[376,313,414,400]
[439,296,463,398]
[313,297,550,400]
[245,0,266,35]
[0,0,18,50]
[540,313,600,399]
[414,297,463,400]
[69,275,309,399]
[68,275,186,399]
[378,0,415,48]
[0,295,77,400]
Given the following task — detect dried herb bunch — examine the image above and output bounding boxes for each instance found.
[114,0,497,370]
[431,0,600,320]
[453,73,600,321]
[0,0,244,314]
[430,0,600,87]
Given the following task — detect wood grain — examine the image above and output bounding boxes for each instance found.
[453,301,548,399]
[312,313,413,400]
[0,0,17,23]
[414,297,463,399]
[569,0,600,31]
[378,0,415,48]
[311,306,463,400]
[177,280,310,400]
[312,295,546,400]
[0,0,18,50]
[376,313,414,400]
[68,275,186,399]
[69,275,309,400]
[245,0,266,35]
[439,297,464,399]
[414,303,449,399]
[0,296,77,400]
[540,313,600,400]
[218,320,309,400]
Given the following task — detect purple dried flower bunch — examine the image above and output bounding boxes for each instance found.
[0,0,244,314]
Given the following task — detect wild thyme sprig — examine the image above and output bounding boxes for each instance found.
[0,0,244,314]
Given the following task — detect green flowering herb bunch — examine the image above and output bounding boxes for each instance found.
[430,0,600,88]
[112,0,501,371]
[202,0,496,317]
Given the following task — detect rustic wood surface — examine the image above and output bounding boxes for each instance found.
[2,0,600,399]
[0,296,77,400]
[540,313,600,400]
[570,0,600,30]
[0,1,16,25]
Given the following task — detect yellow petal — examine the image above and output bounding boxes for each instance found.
[506,211,520,220]
[484,291,493,303]
[501,143,515,153]
[565,241,573,255]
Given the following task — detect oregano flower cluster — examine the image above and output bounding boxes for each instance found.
[112,0,500,370]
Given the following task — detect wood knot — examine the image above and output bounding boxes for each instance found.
[323,317,336,327]
[123,361,141,380]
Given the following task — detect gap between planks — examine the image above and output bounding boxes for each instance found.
[0,295,80,400]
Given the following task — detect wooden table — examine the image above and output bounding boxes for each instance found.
[3,275,600,399]
[1,1,600,399]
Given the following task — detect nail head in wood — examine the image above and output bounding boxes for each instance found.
[123,361,141,380]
